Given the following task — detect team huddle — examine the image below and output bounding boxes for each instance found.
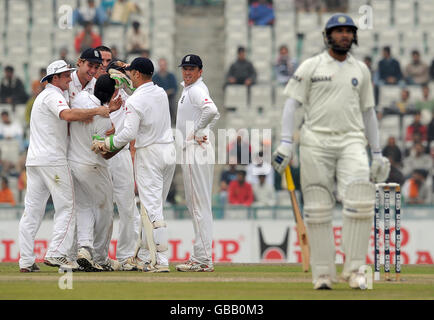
[18,45,219,273]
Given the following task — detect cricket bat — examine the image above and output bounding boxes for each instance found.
[285,166,310,272]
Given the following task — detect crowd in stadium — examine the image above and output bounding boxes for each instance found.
[0,0,433,209]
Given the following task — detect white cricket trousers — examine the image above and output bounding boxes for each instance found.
[19,165,76,268]
[108,149,140,262]
[180,143,215,266]
[69,161,114,265]
[135,143,176,266]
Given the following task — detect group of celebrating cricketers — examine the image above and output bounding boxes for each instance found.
[18,13,391,290]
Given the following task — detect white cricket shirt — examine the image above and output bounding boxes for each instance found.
[68,70,96,105]
[26,84,71,166]
[176,77,220,140]
[67,91,112,166]
[284,51,375,134]
[113,82,173,149]
[109,89,130,149]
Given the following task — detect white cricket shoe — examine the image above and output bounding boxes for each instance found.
[44,256,77,271]
[119,257,141,271]
[313,275,333,290]
[176,260,214,272]
[142,263,170,273]
[77,247,103,272]
[348,271,368,289]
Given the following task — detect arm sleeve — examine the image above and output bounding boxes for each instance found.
[47,93,70,119]
[280,98,301,143]
[191,87,220,134]
[359,62,376,112]
[113,102,140,148]
[362,107,381,153]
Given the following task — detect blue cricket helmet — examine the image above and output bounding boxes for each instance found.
[323,13,358,48]
[324,13,358,32]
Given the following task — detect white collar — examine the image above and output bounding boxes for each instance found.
[134,81,154,92]
[72,70,93,90]
[181,77,203,89]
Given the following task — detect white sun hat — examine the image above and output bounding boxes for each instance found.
[41,60,76,83]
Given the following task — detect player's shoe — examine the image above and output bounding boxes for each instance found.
[77,247,103,272]
[119,257,141,271]
[20,263,40,273]
[99,258,121,271]
[348,271,368,289]
[313,275,333,290]
[142,263,170,273]
[176,260,214,272]
[44,256,78,271]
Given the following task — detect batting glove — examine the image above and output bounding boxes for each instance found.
[370,151,391,183]
[272,140,293,175]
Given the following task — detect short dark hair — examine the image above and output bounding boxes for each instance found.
[1,111,9,117]
[5,65,14,72]
[95,45,112,54]
[237,46,245,54]
[383,46,391,54]
[94,74,116,105]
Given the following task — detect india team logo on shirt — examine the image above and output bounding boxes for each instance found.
[352,78,359,86]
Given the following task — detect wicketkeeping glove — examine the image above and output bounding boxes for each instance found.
[108,69,135,95]
[91,134,119,154]
[271,141,293,175]
[370,151,391,183]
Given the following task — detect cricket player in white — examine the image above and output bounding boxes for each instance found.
[93,57,175,273]
[68,48,102,105]
[104,59,141,271]
[18,60,110,272]
[175,54,220,272]
[272,14,390,289]
[68,74,118,271]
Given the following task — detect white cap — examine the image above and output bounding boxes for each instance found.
[41,60,76,83]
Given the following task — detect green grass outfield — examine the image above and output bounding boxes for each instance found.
[1,263,433,300]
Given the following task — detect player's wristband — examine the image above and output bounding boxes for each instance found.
[105,135,119,152]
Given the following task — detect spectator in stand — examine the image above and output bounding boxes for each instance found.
[405,111,428,143]
[404,50,430,86]
[252,174,276,207]
[274,44,298,85]
[0,111,24,142]
[249,0,275,26]
[228,170,254,207]
[100,0,116,17]
[402,169,430,204]
[59,47,75,67]
[25,69,47,126]
[152,58,177,125]
[74,21,102,54]
[227,131,252,165]
[110,0,140,25]
[0,177,15,206]
[226,46,257,87]
[73,0,107,27]
[220,163,238,188]
[246,151,274,186]
[382,88,417,116]
[378,46,403,85]
[382,136,402,166]
[385,156,405,186]
[415,85,434,112]
[126,21,148,54]
[428,111,434,149]
[402,142,432,178]
[0,66,28,105]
